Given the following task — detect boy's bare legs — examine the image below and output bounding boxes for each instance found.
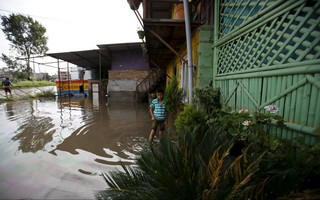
[149,129,156,143]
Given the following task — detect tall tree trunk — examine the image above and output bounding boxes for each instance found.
[27,52,31,80]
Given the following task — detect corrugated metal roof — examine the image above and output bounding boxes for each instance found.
[47,42,143,70]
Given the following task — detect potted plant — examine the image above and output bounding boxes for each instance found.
[137,29,145,39]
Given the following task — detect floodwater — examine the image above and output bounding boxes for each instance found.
[0,95,153,199]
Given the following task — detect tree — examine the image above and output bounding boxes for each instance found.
[1,14,48,78]
[0,54,29,80]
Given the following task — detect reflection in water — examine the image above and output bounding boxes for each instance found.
[51,98,149,165]
[12,116,55,153]
[0,97,151,199]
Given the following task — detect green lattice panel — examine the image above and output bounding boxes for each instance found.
[217,0,320,75]
[219,0,277,38]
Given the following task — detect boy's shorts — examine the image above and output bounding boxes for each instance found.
[151,120,165,131]
[4,88,11,93]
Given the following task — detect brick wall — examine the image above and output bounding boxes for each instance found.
[108,70,149,83]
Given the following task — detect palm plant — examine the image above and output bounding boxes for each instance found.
[96,125,267,200]
[96,105,320,200]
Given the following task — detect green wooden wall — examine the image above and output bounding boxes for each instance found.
[212,0,320,144]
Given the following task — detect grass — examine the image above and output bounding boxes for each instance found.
[35,89,56,98]
[0,95,36,102]
[0,88,56,103]
[0,80,56,102]
[12,80,55,89]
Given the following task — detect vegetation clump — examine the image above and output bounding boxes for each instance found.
[164,75,185,115]
[194,83,221,117]
[174,105,207,135]
[13,81,55,89]
[35,89,56,98]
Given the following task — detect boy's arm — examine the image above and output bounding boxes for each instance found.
[150,108,156,121]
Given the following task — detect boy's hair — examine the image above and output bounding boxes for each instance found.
[156,89,164,94]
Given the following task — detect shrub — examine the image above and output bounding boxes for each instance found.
[193,84,221,117]
[174,105,207,135]
[164,75,185,115]
[35,89,56,98]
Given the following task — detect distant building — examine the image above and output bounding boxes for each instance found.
[0,68,11,80]
[32,72,49,80]
[57,71,70,81]
[70,67,92,80]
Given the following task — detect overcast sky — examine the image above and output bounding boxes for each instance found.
[0,0,142,75]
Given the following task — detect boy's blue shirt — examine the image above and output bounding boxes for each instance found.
[150,98,166,121]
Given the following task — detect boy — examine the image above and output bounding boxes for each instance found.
[2,77,13,98]
[149,89,168,143]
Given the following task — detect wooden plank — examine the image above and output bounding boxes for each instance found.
[293,75,305,140]
[283,75,293,140]
[301,79,311,126]
[313,73,320,128]
[255,78,261,112]
[261,77,268,114]
[227,79,232,110]
[270,76,277,136]
[278,76,287,138]
[237,79,242,110]
[294,75,305,125]
[289,75,298,124]
[307,80,317,127]
[250,78,254,112]
[244,79,249,110]
[278,76,286,116]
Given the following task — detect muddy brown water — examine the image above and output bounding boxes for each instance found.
[0,96,155,199]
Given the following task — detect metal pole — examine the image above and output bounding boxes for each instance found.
[183,0,193,104]
[67,62,70,97]
[99,49,102,100]
[57,59,61,98]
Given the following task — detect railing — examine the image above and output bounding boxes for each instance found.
[136,68,165,101]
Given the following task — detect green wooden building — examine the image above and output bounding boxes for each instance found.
[135,0,319,145]
[212,0,320,145]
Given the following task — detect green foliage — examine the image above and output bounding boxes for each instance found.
[1,14,48,76]
[0,98,12,103]
[13,81,55,88]
[174,105,207,135]
[1,54,29,80]
[35,89,56,98]
[164,75,185,115]
[97,123,320,200]
[193,85,221,117]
